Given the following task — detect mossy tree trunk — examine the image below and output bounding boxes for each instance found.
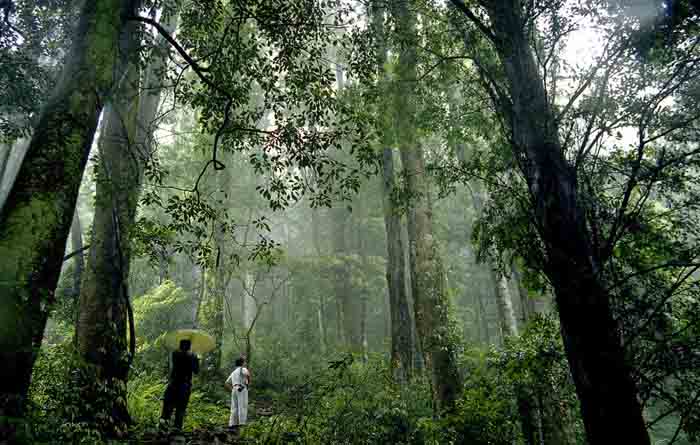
[75,4,180,434]
[0,0,135,437]
[76,10,142,434]
[391,0,462,413]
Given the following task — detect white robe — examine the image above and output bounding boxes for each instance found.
[226,366,249,426]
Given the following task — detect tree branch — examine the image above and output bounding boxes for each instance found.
[129,15,215,88]
[63,244,91,262]
[449,0,497,44]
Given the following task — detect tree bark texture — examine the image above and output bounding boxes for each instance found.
[510,261,534,327]
[372,0,415,383]
[202,167,232,372]
[76,10,142,432]
[134,5,179,160]
[382,148,415,382]
[311,207,329,353]
[70,210,85,301]
[471,1,650,442]
[493,270,518,340]
[332,67,361,352]
[391,0,462,412]
[0,0,135,434]
[332,206,356,348]
[0,127,31,215]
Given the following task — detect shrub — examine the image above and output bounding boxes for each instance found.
[27,343,109,444]
[242,353,436,445]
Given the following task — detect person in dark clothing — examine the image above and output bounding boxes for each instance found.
[160,339,199,430]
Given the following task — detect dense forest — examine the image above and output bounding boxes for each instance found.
[1,0,699,443]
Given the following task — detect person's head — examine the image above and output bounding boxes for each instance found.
[179,339,191,351]
[235,357,245,367]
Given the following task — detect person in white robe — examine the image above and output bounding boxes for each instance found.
[225,357,251,428]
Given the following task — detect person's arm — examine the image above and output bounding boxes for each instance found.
[245,368,251,386]
[224,372,233,392]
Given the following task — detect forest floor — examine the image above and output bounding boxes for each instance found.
[136,395,276,444]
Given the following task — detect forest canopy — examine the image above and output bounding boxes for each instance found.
[0,0,699,444]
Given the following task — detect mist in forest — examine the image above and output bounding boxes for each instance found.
[1,0,699,444]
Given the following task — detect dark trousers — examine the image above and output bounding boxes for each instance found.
[161,382,191,430]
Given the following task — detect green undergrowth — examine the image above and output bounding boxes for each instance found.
[32,315,694,444]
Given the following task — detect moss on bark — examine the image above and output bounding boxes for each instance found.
[0,0,134,437]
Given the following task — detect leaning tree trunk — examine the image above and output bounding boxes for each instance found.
[464,1,650,443]
[76,12,142,434]
[0,0,134,437]
[391,0,462,413]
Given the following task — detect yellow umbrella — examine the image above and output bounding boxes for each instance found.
[164,329,216,355]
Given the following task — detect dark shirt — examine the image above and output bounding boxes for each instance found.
[169,350,199,384]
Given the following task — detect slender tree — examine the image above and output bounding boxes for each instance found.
[70,211,85,301]
[372,0,415,383]
[391,0,462,412]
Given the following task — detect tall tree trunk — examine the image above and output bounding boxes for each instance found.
[0,0,134,436]
[391,0,462,412]
[134,7,179,160]
[510,261,533,328]
[331,67,360,351]
[0,144,10,186]
[477,288,490,344]
[76,10,142,433]
[193,265,206,325]
[372,0,414,383]
[311,207,328,354]
[493,270,518,340]
[76,4,180,432]
[212,254,225,370]
[317,306,327,355]
[0,140,28,215]
[358,227,370,363]
[70,210,85,301]
[382,149,415,381]
[456,1,650,442]
[158,248,169,283]
[207,180,231,371]
[332,205,352,347]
